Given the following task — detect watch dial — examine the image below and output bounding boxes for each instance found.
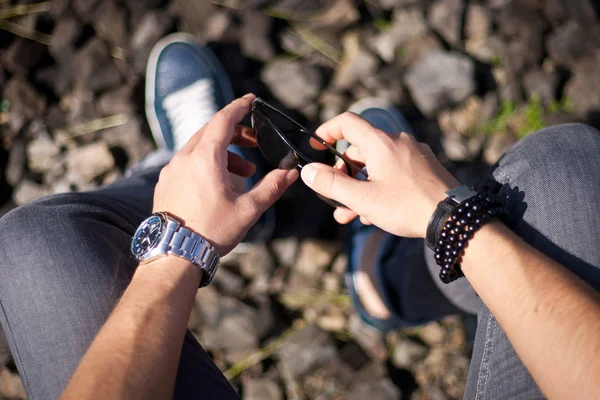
[131,215,164,259]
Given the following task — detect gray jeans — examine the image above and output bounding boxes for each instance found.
[0,124,599,399]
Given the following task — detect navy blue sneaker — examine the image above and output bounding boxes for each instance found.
[344,98,417,332]
[145,33,235,152]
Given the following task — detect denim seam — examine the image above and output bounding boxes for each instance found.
[475,311,497,400]
[0,298,33,399]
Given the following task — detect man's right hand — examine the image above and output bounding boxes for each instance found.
[300,112,459,238]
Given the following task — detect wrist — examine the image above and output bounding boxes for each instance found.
[136,256,203,290]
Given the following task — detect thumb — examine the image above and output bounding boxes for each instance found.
[301,163,365,209]
[240,168,298,223]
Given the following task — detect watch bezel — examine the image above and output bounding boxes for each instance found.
[131,213,167,261]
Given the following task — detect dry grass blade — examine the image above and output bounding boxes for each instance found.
[61,114,130,138]
[223,319,306,380]
[289,24,342,63]
[0,19,51,45]
[0,2,50,20]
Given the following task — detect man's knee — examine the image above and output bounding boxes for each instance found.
[495,123,600,184]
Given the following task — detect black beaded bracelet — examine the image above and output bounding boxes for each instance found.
[428,186,508,284]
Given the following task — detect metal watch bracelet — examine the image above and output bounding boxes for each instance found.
[157,214,220,287]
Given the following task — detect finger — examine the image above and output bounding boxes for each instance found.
[196,94,256,152]
[359,216,373,225]
[232,125,258,148]
[239,169,299,223]
[315,112,383,152]
[300,163,365,210]
[333,207,358,224]
[179,124,208,153]
[227,151,256,177]
[309,137,327,151]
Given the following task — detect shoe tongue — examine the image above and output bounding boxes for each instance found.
[163,78,218,151]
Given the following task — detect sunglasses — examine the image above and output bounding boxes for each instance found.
[250,98,368,208]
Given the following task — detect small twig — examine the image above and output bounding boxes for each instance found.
[0,19,51,45]
[289,25,342,63]
[264,5,322,22]
[223,319,306,380]
[209,0,245,10]
[60,114,130,139]
[0,2,50,20]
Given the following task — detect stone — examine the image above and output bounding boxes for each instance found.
[0,37,46,74]
[295,240,339,275]
[347,378,401,400]
[93,0,127,47]
[348,314,387,360]
[465,4,491,42]
[466,35,504,63]
[131,11,174,73]
[239,243,275,279]
[306,0,360,30]
[196,287,260,352]
[427,0,464,47]
[66,142,115,184]
[416,322,447,345]
[523,69,559,104]
[404,51,475,116]
[370,8,428,63]
[261,59,322,111]
[243,379,283,400]
[72,38,123,92]
[270,237,299,268]
[543,0,567,26]
[168,0,217,40]
[398,34,443,68]
[97,85,135,117]
[332,32,379,90]
[375,0,421,8]
[5,138,26,187]
[483,131,515,165]
[240,11,274,62]
[101,118,154,166]
[495,3,546,73]
[60,88,97,127]
[565,50,600,118]
[276,324,337,378]
[317,309,346,332]
[72,0,101,21]
[0,367,26,399]
[27,133,62,174]
[212,267,246,297]
[13,180,50,206]
[391,337,428,369]
[547,20,589,68]
[49,16,81,62]
[203,11,236,43]
[2,76,47,134]
[49,0,70,17]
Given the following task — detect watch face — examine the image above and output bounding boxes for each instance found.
[131,215,164,259]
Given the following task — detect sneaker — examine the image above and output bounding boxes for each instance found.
[145,33,235,152]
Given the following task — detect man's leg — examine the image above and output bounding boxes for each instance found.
[463,123,600,399]
[0,167,238,399]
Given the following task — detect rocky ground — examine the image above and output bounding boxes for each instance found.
[1,0,600,399]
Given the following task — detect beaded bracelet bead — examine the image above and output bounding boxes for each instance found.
[429,186,508,284]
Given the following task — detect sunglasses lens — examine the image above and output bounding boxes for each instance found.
[252,111,298,170]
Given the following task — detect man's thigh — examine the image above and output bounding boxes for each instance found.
[465,123,600,399]
[0,175,238,399]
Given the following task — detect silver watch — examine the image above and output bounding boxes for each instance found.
[131,212,220,287]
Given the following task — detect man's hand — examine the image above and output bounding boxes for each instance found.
[153,94,298,255]
[301,112,459,238]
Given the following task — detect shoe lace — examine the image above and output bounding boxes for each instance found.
[162,78,218,151]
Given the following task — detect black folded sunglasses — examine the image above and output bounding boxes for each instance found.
[250,98,368,208]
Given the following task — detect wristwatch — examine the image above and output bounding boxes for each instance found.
[131,212,220,287]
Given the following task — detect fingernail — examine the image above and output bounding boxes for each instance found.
[301,164,318,186]
[286,169,299,184]
[243,93,255,99]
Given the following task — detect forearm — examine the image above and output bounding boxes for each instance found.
[462,220,600,399]
[61,256,201,400]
